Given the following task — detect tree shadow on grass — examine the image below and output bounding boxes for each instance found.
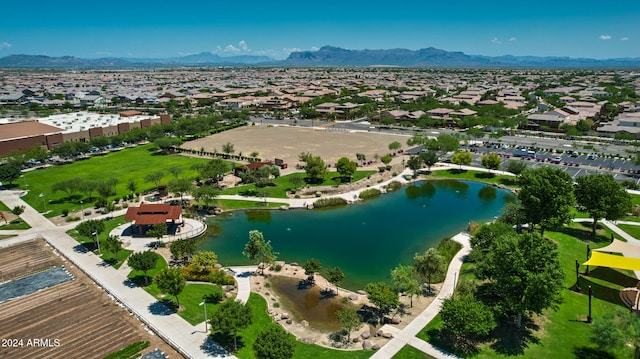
[587,267,638,288]
[447,169,466,175]
[200,337,230,357]
[573,275,626,306]
[555,225,611,243]
[209,332,245,353]
[489,317,540,356]
[573,346,615,359]
[475,172,496,179]
[320,289,337,299]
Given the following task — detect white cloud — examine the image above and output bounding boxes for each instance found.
[508,37,517,42]
[225,44,240,53]
[621,37,630,41]
[238,40,250,52]
[491,37,502,44]
[310,46,319,51]
[0,42,12,50]
[599,35,612,40]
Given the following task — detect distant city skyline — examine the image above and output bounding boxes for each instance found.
[2,0,639,60]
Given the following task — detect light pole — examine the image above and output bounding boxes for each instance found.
[21,175,27,189]
[92,231,101,254]
[39,193,46,212]
[80,200,84,220]
[199,301,208,333]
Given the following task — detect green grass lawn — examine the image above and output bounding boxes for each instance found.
[222,293,372,359]
[0,200,31,230]
[19,144,209,217]
[0,201,10,211]
[418,221,635,358]
[66,215,133,268]
[127,252,167,291]
[430,169,517,188]
[176,283,225,325]
[220,170,376,199]
[392,345,434,358]
[617,224,640,240]
[215,199,290,211]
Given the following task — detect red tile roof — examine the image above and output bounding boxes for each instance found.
[124,203,182,225]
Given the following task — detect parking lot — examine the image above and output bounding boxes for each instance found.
[459,143,640,184]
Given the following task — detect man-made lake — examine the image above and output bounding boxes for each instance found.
[199,180,515,290]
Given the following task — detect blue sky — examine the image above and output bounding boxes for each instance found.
[1,1,639,60]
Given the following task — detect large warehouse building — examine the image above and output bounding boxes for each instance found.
[0,111,170,156]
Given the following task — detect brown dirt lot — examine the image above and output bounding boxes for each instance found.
[180,125,410,166]
[0,239,182,359]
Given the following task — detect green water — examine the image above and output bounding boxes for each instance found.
[200,180,515,290]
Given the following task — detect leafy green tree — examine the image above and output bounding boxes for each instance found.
[420,150,439,170]
[407,155,423,174]
[325,267,344,294]
[76,219,105,238]
[51,177,83,200]
[475,232,564,328]
[167,165,184,179]
[210,300,252,352]
[388,141,402,152]
[193,185,219,209]
[504,160,527,178]
[168,178,194,201]
[414,248,445,293]
[380,154,393,165]
[95,178,119,199]
[242,230,277,275]
[253,325,296,359]
[575,174,632,235]
[440,294,496,354]
[147,223,166,239]
[155,267,186,307]
[144,171,165,189]
[128,250,158,285]
[0,163,22,186]
[437,134,460,153]
[591,308,640,358]
[391,264,421,307]
[336,307,362,345]
[335,157,356,180]
[451,151,472,170]
[481,152,501,173]
[518,167,575,235]
[304,155,327,184]
[195,158,230,184]
[170,239,196,260]
[78,179,97,201]
[302,258,322,286]
[103,235,122,254]
[191,250,218,268]
[222,142,235,156]
[364,282,400,323]
[153,137,182,152]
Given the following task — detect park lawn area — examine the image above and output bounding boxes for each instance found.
[18,144,209,217]
[0,218,32,230]
[100,249,133,269]
[220,170,376,198]
[623,193,640,222]
[176,283,225,325]
[430,169,517,188]
[215,199,289,211]
[66,215,133,267]
[392,345,434,358]
[418,221,635,358]
[127,252,167,291]
[617,224,640,240]
[0,201,10,210]
[226,293,371,359]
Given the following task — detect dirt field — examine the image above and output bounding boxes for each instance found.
[0,239,182,359]
[180,125,410,166]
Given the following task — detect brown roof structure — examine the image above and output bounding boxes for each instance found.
[0,121,62,141]
[124,203,182,225]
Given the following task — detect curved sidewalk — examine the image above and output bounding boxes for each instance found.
[370,232,470,359]
[0,190,235,359]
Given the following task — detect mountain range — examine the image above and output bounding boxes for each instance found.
[1,46,640,68]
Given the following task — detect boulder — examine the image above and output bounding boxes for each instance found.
[223,285,235,292]
[362,341,373,350]
[286,319,293,325]
[372,344,380,350]
[383,332,393,338]
[360,331,370,339]
[214,263,223,269]
[281,313,289,320]
[300,320,309,327]
[290,262,299,267]
[349,294,358,301]
[391,316,401,324]
[357,290,367,295]
[376,329,384,337]
[302,337,315,344]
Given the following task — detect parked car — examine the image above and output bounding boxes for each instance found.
[550,156,562,164]
[587,154,597,160]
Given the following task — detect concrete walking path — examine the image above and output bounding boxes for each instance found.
[0,190,235,359]
[370,232,471,359]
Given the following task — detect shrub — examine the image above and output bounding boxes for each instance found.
[313,197,348,208]
[203,286,225,303]
[621,180,639,190]
[378,166,386,173]
[61,208,69,217]
[273,302,280,308]
[103,341,150,359]
[66,216,81,222]
[208,268,235,285]
[270,264,283,272]
[385,181,402,192]
[359,188,382,200]
[11,205,25,216]
[95,197,107,208]
[437,237,463,263]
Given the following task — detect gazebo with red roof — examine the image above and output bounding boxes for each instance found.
[124,203,182,235]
